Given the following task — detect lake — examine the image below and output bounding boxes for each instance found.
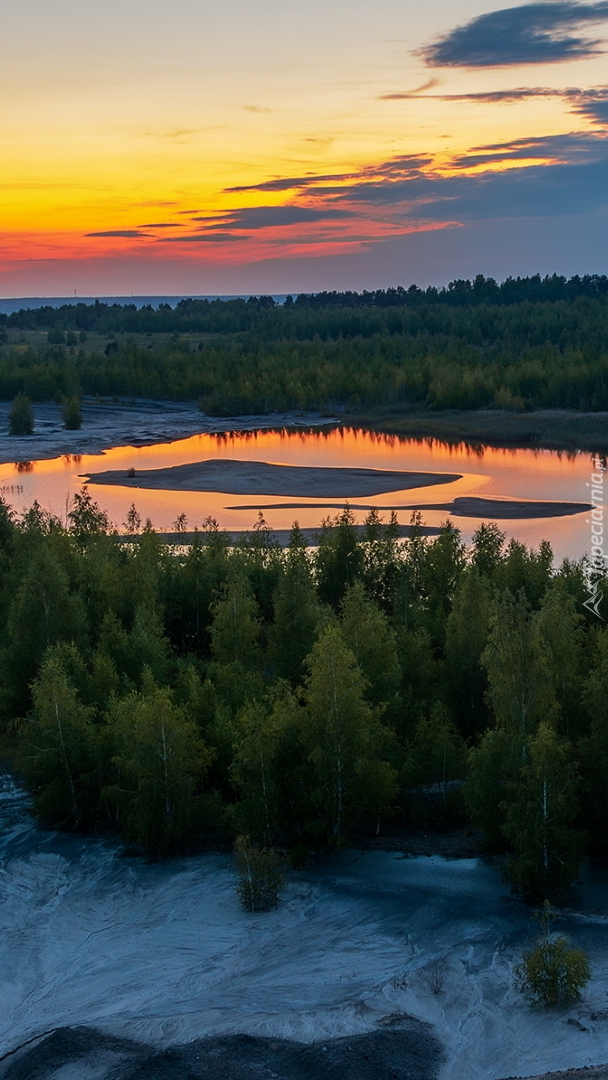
[0,425,598,563]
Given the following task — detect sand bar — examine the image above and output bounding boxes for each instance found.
[224,495,592,520]
[83,458,462,497]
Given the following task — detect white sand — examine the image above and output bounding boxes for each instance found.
[1,774,607,1080]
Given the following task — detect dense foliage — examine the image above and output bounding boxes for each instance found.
[2,490,606,902]
[516,904,591,1007]
[1,276,608,412]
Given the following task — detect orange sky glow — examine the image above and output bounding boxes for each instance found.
[2,0,608,294]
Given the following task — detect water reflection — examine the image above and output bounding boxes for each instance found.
[0,426,597,563]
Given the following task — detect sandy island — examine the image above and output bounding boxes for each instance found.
[83,458,463,497]
[226,495,593,520]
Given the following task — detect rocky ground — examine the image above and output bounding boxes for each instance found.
[0,1021,444,1080]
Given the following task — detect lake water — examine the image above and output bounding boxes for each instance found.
[0,426,598,563]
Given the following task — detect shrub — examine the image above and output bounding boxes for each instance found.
[61,395,83,430]
[517,937,590,1008]
[8,393,34,435]
[516,904,590,1008]
[235,836,284,912]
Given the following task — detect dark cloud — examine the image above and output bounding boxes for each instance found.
[226,157,433,197]
[314,133,608,222]
[193,206,354,230]
[225,174,349,193]
[137,222,184,228]
[450,131,604,166]
[420,2,608,68]
[380,86,561,102]
[379,82,608,128]
[157,233,250,243]
[85,230,148,238]
[569,86,608,121]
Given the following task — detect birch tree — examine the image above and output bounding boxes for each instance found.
[503,722,583,901]
[300,625,397,842]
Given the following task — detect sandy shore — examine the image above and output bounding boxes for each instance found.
[0,400,338,467]
[84,458,463,497]
[2,770,608,1080]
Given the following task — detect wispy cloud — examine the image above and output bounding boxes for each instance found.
[86,230,149,238]
[420,2,608,68]
[82,132,608,258]
[225,174,349,193]
[158,233,250,243]
[192,206,354,230]
[379,82,608,128]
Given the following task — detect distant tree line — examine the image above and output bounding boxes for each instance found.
[2,274,608,335]
[2,491,607,903]
[0,294,607,412]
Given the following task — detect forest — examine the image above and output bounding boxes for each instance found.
[1,275,608,413]
[2,489,607,904]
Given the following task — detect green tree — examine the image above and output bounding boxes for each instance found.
[68,487,109,538]
[8,393,34,435]
[517,903,590,1008]
[404,703,468,825]
[17,650,101,828]
[503,723,583,902]
[300,625,397,842]
[106,678,213,855]
[470,522,505,578]
[210,569,261,669]
[445,568,492,736]
[466,726,519,848]
[267,534,321,684]
[420,521,466,645]
[315,507,364,609]
[3,544,88,712]
[535,578,585,737]
[578,626,608,851]
[361,508,402,610]
[340,580,401,712]
[483,589,559,750]
[61,395,82,430]
[234,836,284,911]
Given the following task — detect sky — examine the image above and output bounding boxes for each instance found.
[2,0,608,296]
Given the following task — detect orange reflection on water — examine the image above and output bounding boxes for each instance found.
[4,426,595,563]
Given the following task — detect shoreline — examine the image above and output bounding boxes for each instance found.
[350,407,608,454]
[0,400,339,468]
[0,401,607,469]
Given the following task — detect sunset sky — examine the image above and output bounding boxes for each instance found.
[2,0,608,295]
